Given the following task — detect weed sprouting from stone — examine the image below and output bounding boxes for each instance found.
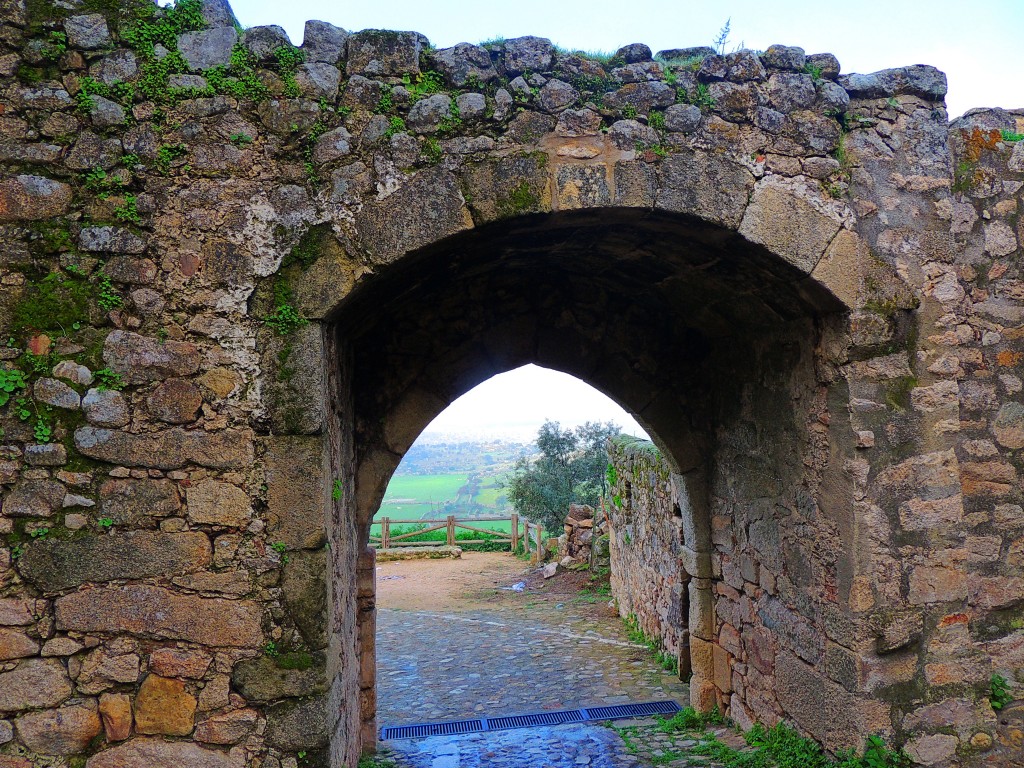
[990,673,1013,710]
[383,116,407,139]
[93,368,126,391]
[421,137,442,164]
[623,716,911,768]
[677,82,715,111]
[274,45,305,97]
[113,194,141,224]
[402,70,445,101]
[803,61,824,82]
[155,143,188,175]
[96,274,124,311]
[0,369,28,407]
[264,304,307,336]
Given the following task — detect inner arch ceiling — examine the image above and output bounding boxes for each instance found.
[332,208,846,530]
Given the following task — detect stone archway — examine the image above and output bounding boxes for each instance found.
[321,188,907,759]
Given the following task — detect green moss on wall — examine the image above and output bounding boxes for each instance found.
[12,271,93,335]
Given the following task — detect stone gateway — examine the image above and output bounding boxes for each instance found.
[0,0,1022,766]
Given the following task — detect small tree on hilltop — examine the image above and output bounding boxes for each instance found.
[507,420,620,533]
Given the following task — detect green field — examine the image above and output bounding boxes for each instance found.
[474,485,507,507]
[379,474,468,520]
[382,474,469,505]
[375,470,513,524]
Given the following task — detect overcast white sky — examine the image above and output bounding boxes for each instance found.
[415,365,649,443]
[224,0,1022,442]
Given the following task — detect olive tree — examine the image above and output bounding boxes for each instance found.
[506,419,620,533]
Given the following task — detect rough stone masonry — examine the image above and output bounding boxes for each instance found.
[0,0,1022,766]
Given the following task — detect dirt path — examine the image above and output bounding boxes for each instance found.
[375,551,532,611]
[376,550,621,613]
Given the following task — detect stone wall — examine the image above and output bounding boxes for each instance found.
[606,437,688,663]
[840,103,1024,764]
[0,0,1021,765]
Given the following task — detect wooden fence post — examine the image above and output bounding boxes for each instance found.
[446,515,455,546]
[382,517,390,549]
[535,522,542,562]
[510,513,519,552]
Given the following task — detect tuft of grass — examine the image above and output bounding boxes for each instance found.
[623,613,679,673]
[553,45,619,65]
[803,62,824,82]
[656,706,726,732]
[358,754,398,768]
[687,725,911,768]
[677,82,715,111]
[1001,129,1024,143]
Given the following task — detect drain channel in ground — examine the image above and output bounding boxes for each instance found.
[380,699,682,740]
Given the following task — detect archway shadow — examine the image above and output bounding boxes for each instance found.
[326,207,856,752]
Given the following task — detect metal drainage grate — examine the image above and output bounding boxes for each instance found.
[380,718,484,740]
[582,701,682,721]
[379,700,681,740]
[486,709,586,731]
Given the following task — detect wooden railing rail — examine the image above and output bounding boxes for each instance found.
[369,514,546,560]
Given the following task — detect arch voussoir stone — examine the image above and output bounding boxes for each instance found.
[656,150,756,229]
[738,174,853,275]
[353,167,474,263]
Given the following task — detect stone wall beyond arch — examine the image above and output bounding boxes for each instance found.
[0,0,1022,765]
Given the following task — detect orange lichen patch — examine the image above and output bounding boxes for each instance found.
[961,127,1003,163]
[996,350,1024,367]
[938,612,969,628]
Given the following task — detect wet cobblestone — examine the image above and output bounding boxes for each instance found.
[376,593,700,766]
[375,719,747,768]
[377,722,644,768]
[377,606,689,724]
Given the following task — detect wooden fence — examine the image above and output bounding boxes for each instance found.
[369,513,546,560]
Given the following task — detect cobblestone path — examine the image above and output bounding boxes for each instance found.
[375,564,702,767]
[377,606,687,723]
[376,722,649,768]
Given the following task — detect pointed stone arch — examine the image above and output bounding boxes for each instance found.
[320,170,915,756]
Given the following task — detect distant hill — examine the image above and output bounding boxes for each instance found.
[394,440,534,475]
[377,440,536,523]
